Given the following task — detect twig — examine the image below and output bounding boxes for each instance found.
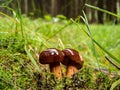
[105,56,120,70]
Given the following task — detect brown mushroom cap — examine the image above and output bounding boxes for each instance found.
[62,48,84,69]
[39,48,64,64]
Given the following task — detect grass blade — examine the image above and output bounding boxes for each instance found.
[110,79,120,90]
[0,11,16,22]
[71,16,120,69]
[49,21,72,39]
[105,56,120,70]
[24,45,41,73]
[80,11,101,69]
[81,25,120,66]
[85,4,120,18]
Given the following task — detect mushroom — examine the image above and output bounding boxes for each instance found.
[39,48,63,79]
[62,48,84,77]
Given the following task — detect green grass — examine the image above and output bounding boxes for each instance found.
[0,16,120,89]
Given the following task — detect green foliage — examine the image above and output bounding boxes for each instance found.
[0,49,36,89]
[44,14,52,21]
[0,9,120,89]
[80,12,120,68]
[1,16,120,89]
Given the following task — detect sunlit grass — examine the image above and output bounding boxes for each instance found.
[0,16,120,70]
[0,16,120,89]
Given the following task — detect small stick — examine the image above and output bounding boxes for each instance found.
[105,56,120,70]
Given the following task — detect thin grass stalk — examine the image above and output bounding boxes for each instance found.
[105,56,120,70]
[0,11,15,22]
[71,17,120,69]
[24,45,41,73]
[49,21,72,40]
[85,4,120,18]
[81,11,101,70]
[110,79,120,90]
[83,27,120,67]
[17,0,25,41]
[0,6,21,36]
[40,21,72,48]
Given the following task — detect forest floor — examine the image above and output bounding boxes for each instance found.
[0,16,120,90]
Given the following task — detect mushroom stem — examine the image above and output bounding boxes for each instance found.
[66,64,78,77]
[49,62,62,79]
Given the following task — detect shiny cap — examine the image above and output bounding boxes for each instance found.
[39,48,63,64]
[62,48,84,68]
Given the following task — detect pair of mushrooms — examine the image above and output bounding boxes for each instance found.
[39,48,84,79]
